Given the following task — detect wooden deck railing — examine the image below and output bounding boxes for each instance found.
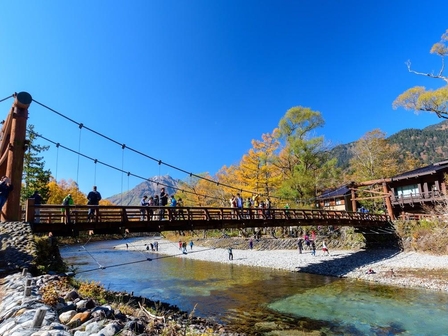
[391,191,447,205]
[25,199,392,235]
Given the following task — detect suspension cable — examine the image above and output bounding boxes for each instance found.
[76,124,83,187]
[0,94,13,103]
[31,98,269,198]
[31,131,226,202]
[121,144,125,205]
[74,243,219,275]
[55,143,60,181]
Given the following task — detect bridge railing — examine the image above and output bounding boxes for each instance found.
[25,199,391,226]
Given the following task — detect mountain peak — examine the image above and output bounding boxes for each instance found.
[107,175,179,205]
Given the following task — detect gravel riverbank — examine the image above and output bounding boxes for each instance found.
[116,237,448,292]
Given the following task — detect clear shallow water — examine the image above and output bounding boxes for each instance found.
[60,238,448,335]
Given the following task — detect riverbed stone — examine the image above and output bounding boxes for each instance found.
[67,311,91,327]
[123,319,145,334]
[56,302,76,314]
[83,319,106,333]
[75,299,95,311]
[59,310,76,324]
[94,321,122,336]
[64,290,79,301]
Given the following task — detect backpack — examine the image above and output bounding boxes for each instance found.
[62,197,70,206]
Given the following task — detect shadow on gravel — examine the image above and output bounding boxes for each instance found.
[0,235,36,276]
[296,248,402,277]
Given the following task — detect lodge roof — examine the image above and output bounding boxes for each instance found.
[318,185,351,199]
[391,160,448,181]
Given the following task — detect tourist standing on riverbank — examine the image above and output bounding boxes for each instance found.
[322,240,330,256]
[311,241,316,256]
[297,239,303,254]
[228,247,233,260]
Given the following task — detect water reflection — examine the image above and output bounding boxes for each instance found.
[61,239,448,335]
[269,280,448,335]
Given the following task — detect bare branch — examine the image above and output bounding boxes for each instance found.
[406,60,448,84]
[438,56,445,77]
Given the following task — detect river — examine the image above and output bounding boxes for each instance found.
[60,238,448,335]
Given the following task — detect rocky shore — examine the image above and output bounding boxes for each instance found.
[0,222,227,335]
[0,271,226,336]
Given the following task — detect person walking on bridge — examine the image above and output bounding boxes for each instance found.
[159,188,168,220]
[61,193,74,224]
[87,186,101,222]
[140,195,149,220]
[236,193,243,219]
[31,190,44,223]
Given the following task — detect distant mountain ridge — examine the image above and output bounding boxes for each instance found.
[107,175,179,205]
[330,119,448,169]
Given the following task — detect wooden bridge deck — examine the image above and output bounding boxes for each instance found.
[26,204,392,236]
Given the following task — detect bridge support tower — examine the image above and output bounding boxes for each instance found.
[0,92,32,221]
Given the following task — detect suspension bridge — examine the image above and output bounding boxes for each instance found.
[1,92,396,246]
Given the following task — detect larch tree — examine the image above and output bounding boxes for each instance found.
[348,129,400,182]
[229,132,282,200]
[274,106,340,206]
[393,29,448,119]
[177,173,225,207]
[216,164,247,204]
[47,178,86,205]
[348,130,421,213]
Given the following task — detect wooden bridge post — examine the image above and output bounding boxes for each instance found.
[2,92,32,222]
[351,187,357,212]
[25,198,36,223]
[383,182,395,220]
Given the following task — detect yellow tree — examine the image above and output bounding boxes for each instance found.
[348,129,419,211]
[274,106,340,205]
[225,132,282,201]
[47,178,86,205]
[393,29,448,119]
[176,173,225,207]
[349,129,401,181]
[216,164,247,204]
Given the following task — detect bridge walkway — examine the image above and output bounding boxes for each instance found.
[25,201,392,237]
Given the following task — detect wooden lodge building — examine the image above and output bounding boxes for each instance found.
[316,185,354,212]
[317,160,448,219]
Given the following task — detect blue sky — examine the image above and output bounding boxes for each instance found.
[1,1,447,198]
